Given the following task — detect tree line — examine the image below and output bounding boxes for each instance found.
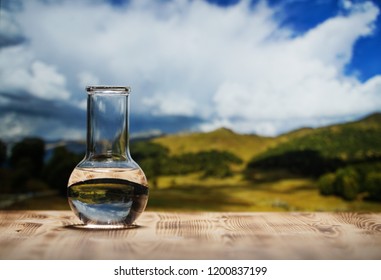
[1,137,380,202]
[0,138,83,196]
[245,149,381,202]
[0,138,242,195]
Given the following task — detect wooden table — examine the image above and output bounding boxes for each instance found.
[0,211,380,260]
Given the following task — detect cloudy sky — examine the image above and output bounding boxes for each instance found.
[0,0,380,140]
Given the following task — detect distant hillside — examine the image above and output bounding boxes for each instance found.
[152,127,276,162]
[254,112,381,162]
[152,113,381,163]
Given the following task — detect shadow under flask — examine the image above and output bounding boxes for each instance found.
[67,86,148,228]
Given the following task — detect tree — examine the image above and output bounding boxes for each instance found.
[318,173,336,196]
[246,149,343,178]
[160,150,242,178]
[44,146,82,196]
[198,150,242,178]
[130,141,169,189]
[7,138,45,193]
[0,139,6,165]
[10,138,45,177]
[334,167,360,201]
[365,172,381,201]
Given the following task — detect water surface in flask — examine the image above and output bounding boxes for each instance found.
[68,167,148,227]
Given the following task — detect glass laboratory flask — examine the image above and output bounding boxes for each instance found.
[67,86,148,228]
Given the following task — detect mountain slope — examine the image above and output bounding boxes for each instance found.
[152,113,381,163]
[255,112,381,162]
[152,127,276,162]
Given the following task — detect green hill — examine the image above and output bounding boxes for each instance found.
[254,113,381,162]
[153,113,381,163]
[145,112,381,211]
[243,113,381,202]
[152,127,276,162]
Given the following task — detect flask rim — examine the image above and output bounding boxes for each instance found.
[86,86,131,94]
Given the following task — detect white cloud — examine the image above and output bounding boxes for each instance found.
[0,113,33,139]
[142,92,196,116]
[342,0,353,10]
[1,0,380,137]
[0,112,83,140]
[77,71,100,89]
[292,1,378,69]
[0,46,70,100]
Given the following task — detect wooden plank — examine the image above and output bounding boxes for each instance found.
[0,211,380,259]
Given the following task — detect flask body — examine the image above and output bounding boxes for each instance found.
[67,86,148,227]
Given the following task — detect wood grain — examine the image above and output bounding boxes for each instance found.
[0,211,380,259]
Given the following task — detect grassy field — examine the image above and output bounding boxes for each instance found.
[146,173,381,212]
[7,173,381,212]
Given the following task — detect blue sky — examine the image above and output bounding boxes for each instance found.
[0,0,381,140]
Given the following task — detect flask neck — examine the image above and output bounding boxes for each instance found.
[86,88,131,161]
